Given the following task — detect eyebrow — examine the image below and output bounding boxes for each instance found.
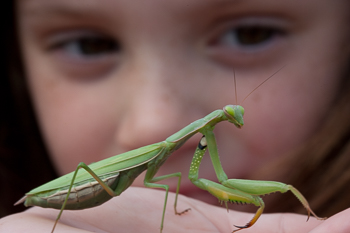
[21,0,243,17]
[20,0,101,19]
[20,0,247,30]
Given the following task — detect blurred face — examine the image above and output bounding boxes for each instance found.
[18,0,349,204]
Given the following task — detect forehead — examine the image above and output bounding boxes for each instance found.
[18,0,349,39]
[18,0,347,17]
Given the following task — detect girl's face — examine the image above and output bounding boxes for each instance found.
[18,0,349,204]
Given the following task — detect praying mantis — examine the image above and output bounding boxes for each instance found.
[15,72,325,233]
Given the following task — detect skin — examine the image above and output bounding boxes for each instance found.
[3,187,348,233]
[0,187,350,233]
[1,188,350,232]
[2,0,349,232]
[17,0,349,203]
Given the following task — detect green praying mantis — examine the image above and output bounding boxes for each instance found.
[15,71,325,233]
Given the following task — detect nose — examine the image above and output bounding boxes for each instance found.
[115,59,196,151]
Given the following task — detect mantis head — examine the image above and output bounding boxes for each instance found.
[223,105,244,129]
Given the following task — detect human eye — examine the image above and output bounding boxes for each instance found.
[44,30,122,79]
[207,17,289,65]
[47,31,120,62]
[220,24,285,50]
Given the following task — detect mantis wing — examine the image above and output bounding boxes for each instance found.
[25,142,166,196]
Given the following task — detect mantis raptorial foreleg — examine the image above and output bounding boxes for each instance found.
[16,104,325,232]
[189,133,326,232]
[222,179,322,220]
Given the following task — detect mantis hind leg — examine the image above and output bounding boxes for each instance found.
[51,162,122,233]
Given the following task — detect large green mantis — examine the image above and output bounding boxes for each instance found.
[15,103,325,232]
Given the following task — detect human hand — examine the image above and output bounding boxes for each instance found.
[0,187,346,233]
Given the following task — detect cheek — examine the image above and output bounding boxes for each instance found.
[243,105,311,158]
[239,72,339,163]
[43,101,118,175]
[29,75,121,175]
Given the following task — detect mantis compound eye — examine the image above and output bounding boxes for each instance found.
[238,106,245,116]
[224,105,236,117]
[223,105,244,128]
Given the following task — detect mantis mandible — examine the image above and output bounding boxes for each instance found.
[15,71,325,233]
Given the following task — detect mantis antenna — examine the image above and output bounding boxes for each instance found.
[16,64,324,233]
[241,65,287,104]
[233,68,238,105]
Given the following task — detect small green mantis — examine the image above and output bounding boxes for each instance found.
[15,73,325,232]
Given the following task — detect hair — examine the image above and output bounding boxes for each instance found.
[1,0,349,219]
[253,63,350,217]
[0,1,57,217]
